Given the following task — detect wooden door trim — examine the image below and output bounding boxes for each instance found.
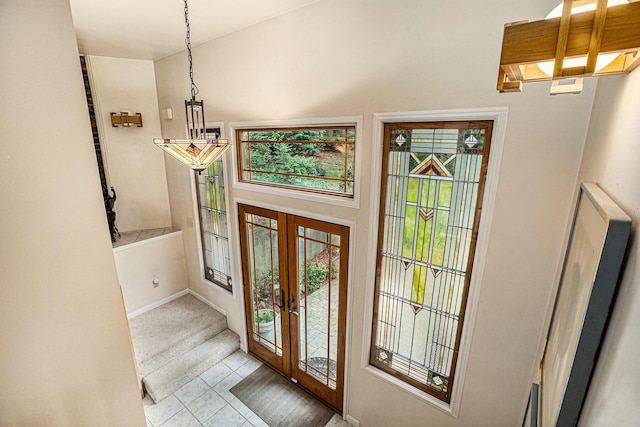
[238,203,290,374]
[288,214,349,412]
[278,210,292,377]
[239,204,349,412]
[287,214,301,384]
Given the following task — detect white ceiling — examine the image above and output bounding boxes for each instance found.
[70,0,320,60]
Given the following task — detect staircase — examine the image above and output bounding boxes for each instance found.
[128,293,240,403]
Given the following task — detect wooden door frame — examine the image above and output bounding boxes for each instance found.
[238,204,292,376]
[287,214,349,412]
[237,202,350,413]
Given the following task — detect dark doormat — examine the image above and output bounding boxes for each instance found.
[230,364,336,427]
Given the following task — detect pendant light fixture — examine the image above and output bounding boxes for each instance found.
[154,0,230,171]
[497,0,640,94]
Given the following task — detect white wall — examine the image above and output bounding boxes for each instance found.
[87,55,172,233]
[115,232,188,314]
[154,0,596,425]
[0,0,146,425]
[573,71,640,426]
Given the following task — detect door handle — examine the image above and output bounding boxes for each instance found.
[289,293,298,316]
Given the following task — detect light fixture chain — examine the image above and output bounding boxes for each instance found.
[153,0,230,171]
[184,0,198,101]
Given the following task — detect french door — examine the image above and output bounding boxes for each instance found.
[238,204,349,412]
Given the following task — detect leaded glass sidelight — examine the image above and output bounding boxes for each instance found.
[370,121,492,402]
[195,127,232,291]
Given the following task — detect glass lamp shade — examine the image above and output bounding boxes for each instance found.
[537,0,629,77]
[154,137,230,172]
[154,98,230,171]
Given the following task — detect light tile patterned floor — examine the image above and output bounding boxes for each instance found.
[143,350,350,427]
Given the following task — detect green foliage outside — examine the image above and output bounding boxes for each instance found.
[249,143,322,187]
[244,129,354,192]
[303,260,329,294]
[249,129,354,143]
[254,257,330,309]
[256,268,278,309]
[257,309,274,324]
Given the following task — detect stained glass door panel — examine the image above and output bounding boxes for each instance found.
[288,216,348,411]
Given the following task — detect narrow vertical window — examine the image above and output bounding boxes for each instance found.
[370,121,492,402]
[195,127,232,291]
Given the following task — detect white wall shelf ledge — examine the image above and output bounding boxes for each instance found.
[112,227,180,251]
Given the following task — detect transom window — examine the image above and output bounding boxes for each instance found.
[236,126,356,196]
[370,121,493,403]
[195,127,232,291]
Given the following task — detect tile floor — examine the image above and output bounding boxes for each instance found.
[142,349,350,427]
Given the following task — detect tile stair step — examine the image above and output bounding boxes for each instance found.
[142,329,240,403]
[138,321,227,378]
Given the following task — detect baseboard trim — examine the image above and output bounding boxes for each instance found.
[188,289,227,317]
[345,415,360,426]
[127,289,190,319]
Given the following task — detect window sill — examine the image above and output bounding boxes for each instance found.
[201,276,234,298]
[362,364,458,418]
